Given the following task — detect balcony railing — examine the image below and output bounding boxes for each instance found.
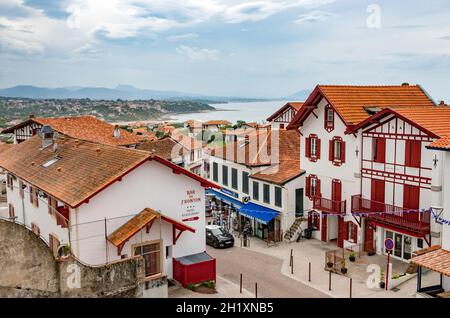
[312,196,346,214]
[351,195,430,235]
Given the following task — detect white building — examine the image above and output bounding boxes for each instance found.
[267,102,304,129]
[207,128,305,242]
[0,127,218,294]
[287,84,437,253]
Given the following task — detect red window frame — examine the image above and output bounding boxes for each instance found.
[329,137,346,166]
[324,105,334,132]
[305,134,321,162]
[305,174,321,199]
[405,140,421,168]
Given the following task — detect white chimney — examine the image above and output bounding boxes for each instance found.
[40,125,54,148]
[113,125,121,139]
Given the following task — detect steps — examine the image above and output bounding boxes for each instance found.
[284,217,305,241]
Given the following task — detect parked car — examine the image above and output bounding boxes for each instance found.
[206,225,234,248]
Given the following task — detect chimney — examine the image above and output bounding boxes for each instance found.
[29,114,35,119]
[439,101,446,106]
[40,125,54,148]
[113,125,121,139]
[401,82,409,86]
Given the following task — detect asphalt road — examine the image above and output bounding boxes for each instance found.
[207,246,328,298]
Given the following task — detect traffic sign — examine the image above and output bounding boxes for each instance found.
[384,238,394,251]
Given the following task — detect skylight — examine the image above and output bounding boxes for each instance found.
[42,157,61,168]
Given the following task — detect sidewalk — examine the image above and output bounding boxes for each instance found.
[237,236,418,298]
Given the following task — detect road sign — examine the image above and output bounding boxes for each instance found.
[384,238,394,251]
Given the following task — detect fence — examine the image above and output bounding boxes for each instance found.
[324,244,364,274]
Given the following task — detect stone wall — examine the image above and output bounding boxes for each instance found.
[0,220,155,298]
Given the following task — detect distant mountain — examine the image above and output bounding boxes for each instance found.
[0,84,268,102]
[286,89,311,101]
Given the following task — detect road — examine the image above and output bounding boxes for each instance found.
[207,246,328,298]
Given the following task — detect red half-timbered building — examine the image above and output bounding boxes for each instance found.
[349,106,450,260]
[267,102,304,129]
[288,84,437,251]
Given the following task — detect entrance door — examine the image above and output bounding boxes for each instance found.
[321,214,327,242]
[134,242,161,277]
[371,179,385,211]
[394,233,403,258]
[364,221,374,252]
[295,188,304,217]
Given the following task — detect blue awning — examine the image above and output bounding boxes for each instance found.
[206,189,243,208]
[239,203,279,225]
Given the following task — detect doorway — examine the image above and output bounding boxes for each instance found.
[295,188,304,217]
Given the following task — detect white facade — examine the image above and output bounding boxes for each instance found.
[1,160,207,280]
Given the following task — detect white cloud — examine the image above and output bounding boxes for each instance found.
[0,37,44,54]
[294,11,337,24]
[176,45,219,61]
[167,33,199,42]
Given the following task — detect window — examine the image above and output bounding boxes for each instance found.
[305,134,321,161]
[373,138,386,163]
[324,105,334,131]
[19,180,24,198]
[405,140,421,168]
[29,186,39,208]
[347,222,357,243]
[222,165,228,186]
[48,233,60,257]
[403,184,420,210]
[263,184,270,204]
[275,187,282,208]
[305,175,321,198]
[212,162,218,182]
[252,181,259,200]
[242,172,249,194]
[134,242,161,277]
[48,196,57,215]
[329,137,345,166]
[190,150,195,161]
[308,211,320,230]
[417,238,423,249]
[6,174,13,191]
[31,223,40,236]
[231,168,238,190]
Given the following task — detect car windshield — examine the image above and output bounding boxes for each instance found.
[210,227,226,236]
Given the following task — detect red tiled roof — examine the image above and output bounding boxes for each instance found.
[288,84,436,128]
[203,120,231,126]
[2,116,143,146]
[0,135,218,208]
[411,246,450,277]
[267,102,304,122]
[0,142,13,154]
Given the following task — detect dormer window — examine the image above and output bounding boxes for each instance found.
[324,105,334,132]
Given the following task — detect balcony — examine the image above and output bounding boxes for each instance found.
[351,195,430,235]
[312,196,346,214]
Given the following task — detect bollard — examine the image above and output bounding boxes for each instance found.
[329,270,332,291]
[308,262,311,282]
[290,249,293,267]
[240,273,243,294]
[291,255,294,274]
[255,282,258,298]
[349,278,353,298]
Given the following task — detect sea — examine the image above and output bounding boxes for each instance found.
[168,100,289,124]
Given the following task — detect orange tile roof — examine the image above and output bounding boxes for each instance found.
[411,247,450,277]
[108,208,195,249]
[0,135,218,208]
[136,136,180,160]
[2,116,143,146]
[289,84,436,128]
[0,135,150,208]
[428,138,450,150]
[0,142,13,154]
[393,107,450,139]
[203,120,231,126]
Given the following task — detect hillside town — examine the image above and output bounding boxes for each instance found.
[1,83,449,299]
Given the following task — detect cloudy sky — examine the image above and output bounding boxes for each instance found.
[0,0,449,100]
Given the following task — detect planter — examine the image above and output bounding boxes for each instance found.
[349,256,356,262]
[341,268,348,274]
[327,262,333,268]
[368,251,376,256]
[379,282,385,289]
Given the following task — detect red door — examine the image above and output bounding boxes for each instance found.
[403,184,420,223]
[371,179,385,212]
[364,220,374,252]
[337,216,347,248]
[332,179,342,213]
[321,214,327,242]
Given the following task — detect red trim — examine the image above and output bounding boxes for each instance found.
[369,220,425,238]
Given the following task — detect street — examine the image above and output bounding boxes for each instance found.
[207,245,328,298]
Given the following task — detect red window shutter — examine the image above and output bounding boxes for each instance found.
[305,137,311,158]
[354,224,358,243]
[305,176,311,197]
[307,212,312,228]
[403,185,411,210]
[316,178,321,196]
[316,138,321,159]
[341,141,346,163]
[35,191,39,208]
[329,140,334,161]
[30,187,34,204]
[405,140,411,166]
[411,141,421,168]
[404,185,420,210]
[377,138,386,163]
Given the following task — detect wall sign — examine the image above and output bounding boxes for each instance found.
[181,189,201,222]
[220,188,239,198]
